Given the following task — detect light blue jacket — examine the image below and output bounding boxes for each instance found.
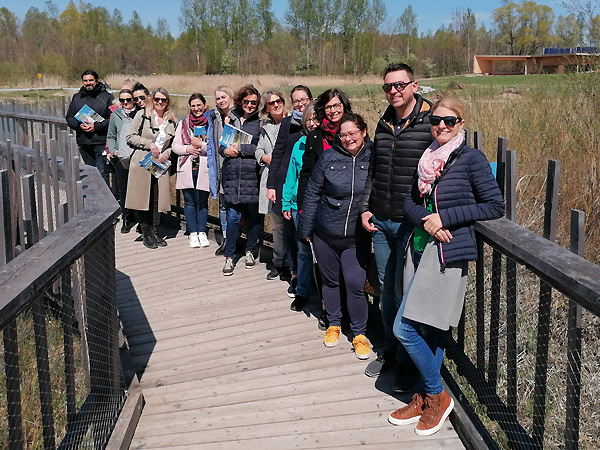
[204,109,218,198]
[281,136,306,212]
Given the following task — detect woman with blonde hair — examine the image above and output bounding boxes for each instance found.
[388,96,504,435]
[255,90,289,279]
[207,85,235,255]
[126,87,177,249]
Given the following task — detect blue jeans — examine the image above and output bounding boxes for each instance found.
[371,215,413,363]
[182,171,209,233]
[393,271,445,395]
[291,210,313,297]
[224,202,261,258]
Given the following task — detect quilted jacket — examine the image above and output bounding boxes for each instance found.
[404,143,505,266]
[219,109,261,204]
[299,139,372,240]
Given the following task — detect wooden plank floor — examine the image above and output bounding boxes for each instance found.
[116,226,465,450]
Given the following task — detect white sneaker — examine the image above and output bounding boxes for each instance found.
[245,250,256,269]
[198,231,210,247]
[188,232,200,248]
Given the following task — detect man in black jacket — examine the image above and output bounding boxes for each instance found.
[359,63,434,389]
[65,69,114,185]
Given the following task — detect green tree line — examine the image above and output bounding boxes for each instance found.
[0,0,597,83]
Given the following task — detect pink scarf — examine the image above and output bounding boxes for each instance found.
[417,131,464,195]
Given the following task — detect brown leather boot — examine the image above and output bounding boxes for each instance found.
[415,389,454,436]
[388,392,424,425]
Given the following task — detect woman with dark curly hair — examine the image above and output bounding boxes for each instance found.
[219,84,262,276]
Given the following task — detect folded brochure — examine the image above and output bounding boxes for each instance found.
[219,123,252,147]
[74,104,105,123]
[139,152,171,178]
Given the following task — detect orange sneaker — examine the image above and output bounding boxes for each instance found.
[415,389,454,436]
[323,326,341,347]
[352,334,371,360]
[388,393,424,425]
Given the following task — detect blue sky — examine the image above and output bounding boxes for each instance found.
[4,1,571,37]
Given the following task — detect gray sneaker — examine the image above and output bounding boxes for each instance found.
[245,250,256,269]
[223,257,234,276]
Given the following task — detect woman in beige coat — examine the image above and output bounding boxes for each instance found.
[126,87,177,249]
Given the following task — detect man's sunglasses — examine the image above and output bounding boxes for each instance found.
[429,115,462,127]
[133,96,146,102]
[382,81,413,93]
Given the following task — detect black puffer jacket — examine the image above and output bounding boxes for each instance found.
[266,114,303,215]
[360,94,434,221]
[219,109,261,204]
[299,139,372,240]
[65,83,114,146]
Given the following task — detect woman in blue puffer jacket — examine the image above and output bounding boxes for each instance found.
[388,96,504,437]
[299,113,372,361]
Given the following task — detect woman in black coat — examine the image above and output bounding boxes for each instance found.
[220,85,262,276]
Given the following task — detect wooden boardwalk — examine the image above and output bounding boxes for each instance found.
[116,226,465,450]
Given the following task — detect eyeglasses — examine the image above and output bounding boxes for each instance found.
[154,97,168,104]
[429,115,462,127]
[267,99,283,107]
[133,96,146,102]
[306,117,319,124]
[339,130,361,140]
[382,81,413,93]
[292,97,310,106]
[243,99,258,106]
[324,102,343,113]
[119,98,133,103]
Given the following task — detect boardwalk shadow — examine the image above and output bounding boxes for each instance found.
[116,269,155,379]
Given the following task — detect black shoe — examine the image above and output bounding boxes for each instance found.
[287,278,297,298]
[135,224,142,234]
[317,309,329,331]
[279,267,292,282]
[142,230,158,249]
[266,267,281,280]
[215,239,226,256]
[364,350,397,378]
[121,220,135,234]
[151,228,167,247]
[290,295,309,312]
[393,364,420,393]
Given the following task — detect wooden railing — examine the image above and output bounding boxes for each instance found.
[0,105,139,449]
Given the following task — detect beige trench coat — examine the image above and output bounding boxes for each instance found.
[125,111,176,212]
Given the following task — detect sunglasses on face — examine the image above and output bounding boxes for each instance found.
[382,81,413,93]
[267,99,283,107]
[133,96,146,102]
[119,98,133,103]
[243,99,258,106]
[429,115,462,127]
[154,97,168,104]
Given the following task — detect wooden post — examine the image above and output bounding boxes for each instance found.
[565,210,585,450]
[33,140,45,235]
[42,135,54,233]
[532,160,560,449]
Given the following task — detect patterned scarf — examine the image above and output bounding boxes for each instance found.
[321,118,340,145]
[181,113,208,145]
[417,131,465,195]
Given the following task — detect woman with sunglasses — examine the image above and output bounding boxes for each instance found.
[132,83,150,112]
[388,97,504,436]
[220,84,262,276]
[173,93,217,248]
[126,87,177,249]
[107,89,137,233]
[298,113,372,360]
[255,90,290,279]
[206,85,235,256]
